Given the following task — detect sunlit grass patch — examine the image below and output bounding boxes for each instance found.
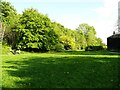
[2,51,120,88]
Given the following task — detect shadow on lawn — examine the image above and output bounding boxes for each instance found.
[59,50,120,55]
[3,55,120,88]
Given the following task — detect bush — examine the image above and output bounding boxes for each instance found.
[55,43,65,52]
[2,44,11,54]
[103,45,107,50]
[85,46,104,51]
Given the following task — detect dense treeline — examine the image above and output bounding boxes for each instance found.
[0,1,105,52]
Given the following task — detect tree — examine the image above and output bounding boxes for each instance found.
[95,38,104,46]
[0,0,105,52]
[51,22,77,50]
[77,23,97,46]
[15,8,58,51]
[75,28,87,49]
[59,35,75,50]
[0,1,18,46]
[0,1,17,24]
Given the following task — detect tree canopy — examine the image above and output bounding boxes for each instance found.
[14,8,59,51]
[1,1,105,52]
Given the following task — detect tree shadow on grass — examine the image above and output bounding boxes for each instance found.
[59,50,120,55]
[2,55,120,88]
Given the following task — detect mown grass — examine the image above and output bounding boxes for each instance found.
[2,51,120,88]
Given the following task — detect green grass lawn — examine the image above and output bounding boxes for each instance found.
[2,51,120,88]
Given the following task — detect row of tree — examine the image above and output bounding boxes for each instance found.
[0,1,105,52]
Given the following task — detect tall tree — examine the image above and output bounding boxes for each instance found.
[0,1,18,46]
[78,23,97,46]
[15,8,58,51]
[75,29,87,49]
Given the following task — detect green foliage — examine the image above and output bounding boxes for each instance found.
[103,46,107,51]
[78,24,96,46]
[95,38,105,46]
[77,23,104,47]
[1,1,105,52]
[15,8,58,51]
[51,22,77,50]
[0,1,17,24]
[0,1,18,47]
[2,44,11,54]
[75,30,87,49]
[85,46,104,51]
[59,36,76,50]
[54,43,65,52]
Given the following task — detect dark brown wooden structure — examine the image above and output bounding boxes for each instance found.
[107,34,120,51]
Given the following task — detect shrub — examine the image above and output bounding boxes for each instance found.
[85,46,104,51]
[2,44,11,54]
[55,43,65,52]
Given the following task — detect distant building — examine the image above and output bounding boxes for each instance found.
[107,34,120,51]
